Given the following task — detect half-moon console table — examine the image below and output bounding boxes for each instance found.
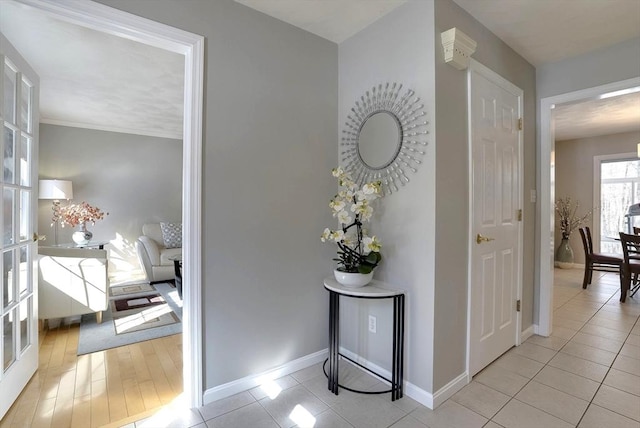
[323,277,405,401]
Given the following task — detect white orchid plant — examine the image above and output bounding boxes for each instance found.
[321,167,382,274]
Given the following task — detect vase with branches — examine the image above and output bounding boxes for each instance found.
[555,197,592,267]
[555,197,592,240]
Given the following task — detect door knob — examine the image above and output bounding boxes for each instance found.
[33,233,46,242]
[476,233,495,244]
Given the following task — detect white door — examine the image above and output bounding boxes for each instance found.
[469,60,522,377]
[0,37,39,419]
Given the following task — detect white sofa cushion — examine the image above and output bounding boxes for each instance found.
[142,223,165,247]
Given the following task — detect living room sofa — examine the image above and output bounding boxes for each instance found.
[135,223,182,283]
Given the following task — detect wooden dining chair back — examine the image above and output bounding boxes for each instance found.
[578,227,622,290]
[618,232,640,302]
[634,227,640,235]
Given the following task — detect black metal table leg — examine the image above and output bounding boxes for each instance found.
[390,294,405,401]
[398,294,405,399]
[328,291,340,395]
[392,295,398,400]
[323,279,404,401]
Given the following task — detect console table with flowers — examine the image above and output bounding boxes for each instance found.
[323,277,405,401]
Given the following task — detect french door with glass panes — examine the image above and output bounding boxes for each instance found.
[0,37,39,419]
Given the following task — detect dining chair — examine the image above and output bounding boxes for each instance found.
[578,227,623,290]
[634,226,640,235]
[618,232,640,302]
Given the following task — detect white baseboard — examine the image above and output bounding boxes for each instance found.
[203,347,470,410]
[202,349,327,405]
[431,371,469,408]
[338,347,467,410]
[521,324,537,342]
[554,262,583,269]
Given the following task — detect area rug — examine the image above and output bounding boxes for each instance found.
[110,283,155,296]
[77,282,182,355]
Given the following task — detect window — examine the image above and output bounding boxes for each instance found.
[600,158,640,253]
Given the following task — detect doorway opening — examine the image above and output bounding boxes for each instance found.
[15,0,204,411]
[537,76,640,336]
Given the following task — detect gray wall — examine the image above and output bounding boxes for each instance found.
[337,0,537,395]
[338,0,437,393]
[96,0,539,398]
[95,0,338,389]
[38,124,182,282]
[537,37,640,100]
[433,0,537,390]
[555,131,640,264]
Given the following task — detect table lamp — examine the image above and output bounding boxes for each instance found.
[39,179,73,245]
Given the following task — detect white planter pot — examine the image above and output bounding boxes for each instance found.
[333,269,373,288]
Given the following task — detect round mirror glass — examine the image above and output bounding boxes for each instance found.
[357,111,402,169]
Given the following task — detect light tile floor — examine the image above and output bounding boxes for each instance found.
[129,269,640,428]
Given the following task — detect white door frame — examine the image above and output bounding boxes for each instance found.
[18,0,205,408]
[537,76,640,336]
[467,59,524,375]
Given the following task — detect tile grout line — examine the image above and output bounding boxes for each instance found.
[481,271,636,427]
[575,312,640,427]
[553,272,640,426]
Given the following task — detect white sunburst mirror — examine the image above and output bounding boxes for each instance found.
[341,83,429,195]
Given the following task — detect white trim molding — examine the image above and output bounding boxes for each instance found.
[441,28,477,70]
[19,0,205,408]
[203,350,328,405]
[521,324,537,342]
[339,348,467,409]
[593,152,638,253]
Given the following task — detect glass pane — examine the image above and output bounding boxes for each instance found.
[3,126,16,183]
[20,77,32,132]
[19,189,29,242]
[601,182,632,239]
[3,62,16,124]
[18,246,28,296]
[19,297,30,353]
[3,187,15,245]
[19,135,31,186]
[601,160,640,179]
[3,311,16,372]
[3,249,15,308]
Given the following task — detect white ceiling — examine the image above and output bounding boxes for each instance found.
[1,0,639,141]
[554,92,640,141]
[451,0,640,67]
[234,0,408,44]
[0,1,184,140]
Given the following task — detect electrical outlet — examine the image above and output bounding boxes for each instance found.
[368,315,377,333]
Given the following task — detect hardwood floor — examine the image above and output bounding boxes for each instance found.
[0,323,182,428]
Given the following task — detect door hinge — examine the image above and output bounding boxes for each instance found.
[517,209,522,221]
[516,300,521,312]
[518,118,523,130]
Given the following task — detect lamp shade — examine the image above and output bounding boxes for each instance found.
[39,179,73,200]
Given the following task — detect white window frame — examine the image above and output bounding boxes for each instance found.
[593,152,638,253]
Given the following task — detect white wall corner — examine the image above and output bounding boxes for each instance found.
[440,28,477,70]
[202,349,327,405]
